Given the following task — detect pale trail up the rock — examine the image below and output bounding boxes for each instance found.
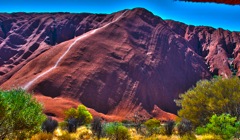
[23,10,128,90]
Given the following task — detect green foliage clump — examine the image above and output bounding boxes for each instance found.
[196,114,240,140]
[0,89,46,139]
[103,122,130,140]
[64,104,93,132]
[144,118,161,135]
[176,76,240,127]
[65,104,93,126]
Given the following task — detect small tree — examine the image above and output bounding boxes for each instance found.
[103,122,130,140]
[76,105,93,125]
[196,114,240,140]
[64,104,93,132]
[176,77,240,127]
[0,89,46,139]
[144,118,161,135]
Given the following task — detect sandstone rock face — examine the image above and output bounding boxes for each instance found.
[166,20,240,77]
[0,12,114,81]
[0,8,239,120]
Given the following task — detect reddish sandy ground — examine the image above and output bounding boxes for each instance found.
[34,94,124,122]
[35,94,177,122]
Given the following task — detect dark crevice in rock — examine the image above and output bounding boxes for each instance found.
[50,24,57,45]
[0,22,7,39]
[45,112,57,117]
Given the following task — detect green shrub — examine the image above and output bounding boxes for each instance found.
[196,114,240,140]
[176,77,240,127]
[65,105,93,125]
[144,118,161,135]
[64,105,93,132]
[0,89,46,139]
[31,132,53,140]
[103,122,130,140]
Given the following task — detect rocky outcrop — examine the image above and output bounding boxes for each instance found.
[166,20,240,77]
[0,8,239,121]
[151,105,177,121]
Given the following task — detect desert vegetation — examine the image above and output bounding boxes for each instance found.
[0,77,239,140]
[0,89,46,139]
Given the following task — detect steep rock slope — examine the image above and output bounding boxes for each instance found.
[166,20,240,77]
[0,12,117,84]
[0,8,212,120]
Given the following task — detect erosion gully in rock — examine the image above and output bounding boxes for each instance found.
[0,8,239,121]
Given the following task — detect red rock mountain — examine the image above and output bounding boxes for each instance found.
[0,8,239,121]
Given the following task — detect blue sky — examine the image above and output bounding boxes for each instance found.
[0,0,239,31]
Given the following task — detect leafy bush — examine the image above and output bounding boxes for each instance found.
[103,122,130,140]
[177,119,193,137]
[0,89,46,139]
[42,117,58,133]
[31,132,53,140]
[144,118,161,135]
[176,77,240,127]
[196,114,240,140]
[64,105,93,132]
